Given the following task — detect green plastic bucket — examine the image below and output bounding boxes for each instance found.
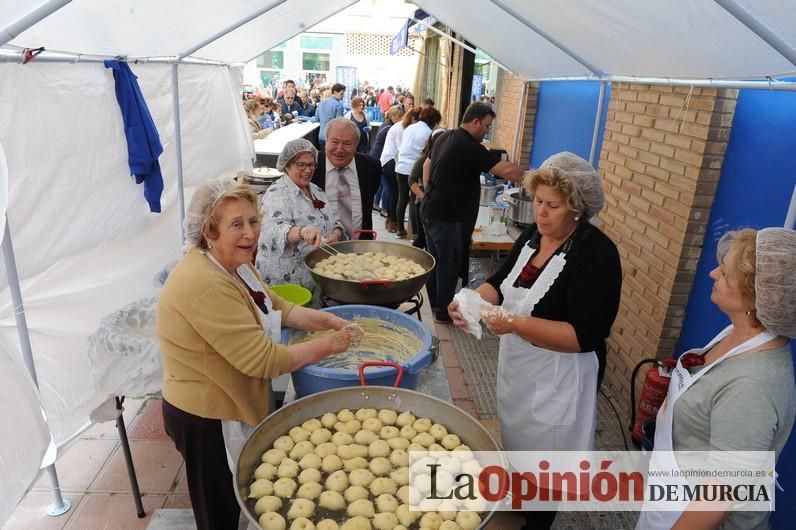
[270,284,312,307]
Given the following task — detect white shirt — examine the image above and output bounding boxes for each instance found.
[325,157,362,235]
[380,121,405,166]
[396,122,432,175]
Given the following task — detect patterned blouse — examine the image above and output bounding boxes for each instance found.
[256,175,344,291]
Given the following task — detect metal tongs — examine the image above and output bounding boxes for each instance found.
[318,242,341,257]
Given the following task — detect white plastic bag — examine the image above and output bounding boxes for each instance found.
[453,289,494,339]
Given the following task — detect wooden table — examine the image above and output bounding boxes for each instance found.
[254,122,320,167]
[471,206,516,275]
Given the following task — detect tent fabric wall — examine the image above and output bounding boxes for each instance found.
[0,62,250,447]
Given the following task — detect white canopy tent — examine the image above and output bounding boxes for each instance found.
[1,0,795,524]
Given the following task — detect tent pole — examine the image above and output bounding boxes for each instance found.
[0,0,72,47]
[171,64,186,244]
[589,80,608,166]
[1,217,71,517]
[714,0,796,68]
[488,0,604,77]
[409,18,517,76]
[175,0,288,60]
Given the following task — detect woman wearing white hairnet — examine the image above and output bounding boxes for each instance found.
[638,228,795,530]
[448,151,622,530]
[256,138,345,292]
[157,178,357,530]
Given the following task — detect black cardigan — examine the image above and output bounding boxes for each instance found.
[486,222,622,384]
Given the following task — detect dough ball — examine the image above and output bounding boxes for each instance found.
[372,512,398,530]
[317,520,339,530]
[412,418,432,433]
[297,481,322,500]
[429,424,448,441]
[438,502,459,520]
[248,477,275,498]
[325,470,349,492]
[390,467,409,486]
[262,448,287,466]
[346,498,375,518]
[399,425,417,440]
[321,454,343,473]
[407,442,427,455]
[289,517,315,530]
[298,468,322,485]
[455,512,481,530]
[387,437,410,450]
[336,409,355,422]
[396,504,419,527]
[461,459,482,476]
[354,408,377,421]
[301,418,323,432]
[331,432,353,446]
[369,440,391,458]
[343,457,369,472]
[259,512,286,530]
[273,435,295,453]
[310,428,333,445]
[451,444,473,461]
[340,516,372,530]
[318,489,346,511]
[439,521,460,530]
[287,498,315,520]
[377,409,397,425]
[321,412,338,429]
[314,442,337,458]
[370,477,397,496]
[429,443,446,453]
[299,453,322,470]
[412,432,436,448]
[375,493,399,513]
[348,468,375,487]
[290,441,316,460]
[369,456,392,476]
[289,426,311,443]
[255,462,278,480]
[273,477,297,498]
[390,449,409,468]
[396,486,410,505]
[362,418,383,433]
[439,456,462,475]
[441,434,461,451]
[277,459,299,478]
[336,420,361,434]
[353,430,378,445]
[395,411,416,427]
[344,485,370,503]
[420,512,443,530]
[379,426,400,440]
[254,494,282,514]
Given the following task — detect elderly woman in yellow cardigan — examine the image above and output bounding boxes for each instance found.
[157,178,357,530]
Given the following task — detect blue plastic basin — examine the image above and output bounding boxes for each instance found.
[282,305,432,398]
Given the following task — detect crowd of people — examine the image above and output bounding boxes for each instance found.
[157,76,795,530]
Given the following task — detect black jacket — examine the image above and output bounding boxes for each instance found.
[312,153,381,238]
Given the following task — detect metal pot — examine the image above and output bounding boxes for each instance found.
[305,240,435,307]
[479,183,504,206]
[235,386,502,529]
[504,188,535,226]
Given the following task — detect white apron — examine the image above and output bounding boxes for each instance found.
[636,326,777,529]
[496,242,599,454]
[203,252,282,470]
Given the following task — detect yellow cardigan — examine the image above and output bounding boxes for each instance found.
[157,248,295,426]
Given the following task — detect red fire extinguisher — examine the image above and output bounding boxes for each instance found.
[629,358,677,446]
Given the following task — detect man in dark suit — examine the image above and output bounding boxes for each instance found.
[312,118,381,240]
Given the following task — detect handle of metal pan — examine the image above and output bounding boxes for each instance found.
[359,361,404,387]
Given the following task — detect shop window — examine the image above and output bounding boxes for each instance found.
[300,35,333,50]
[256,51,284,69]
[303,52,330,71]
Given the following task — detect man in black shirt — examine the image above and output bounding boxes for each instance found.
[421,102,524,322]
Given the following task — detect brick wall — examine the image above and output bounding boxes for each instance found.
[597,83,738,416]
[492,70,538,166]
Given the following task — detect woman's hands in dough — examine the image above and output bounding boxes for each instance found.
[481,307,516,335]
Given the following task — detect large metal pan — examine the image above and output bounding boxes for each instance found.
[305,236,436,306]
[235,385,502,528]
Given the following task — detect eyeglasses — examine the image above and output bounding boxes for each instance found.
[294,162,317,171]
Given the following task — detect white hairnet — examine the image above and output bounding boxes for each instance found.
[276,138,318,172]
[755,228,796,337]
[183,178,237,249]
[540,151,605,218]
